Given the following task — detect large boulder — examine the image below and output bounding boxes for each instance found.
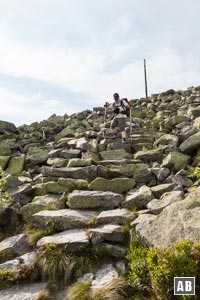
[134,187,200,247]
[179,131,200,154]
[5,155,25,175]
[89,177,136,193]
[0,120,17,134]
[162,151,191,171]
[26,147,49,165]
[67,190,124,209]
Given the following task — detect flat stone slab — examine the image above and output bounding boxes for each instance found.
[0,252,37,271]
[110,163,154,183]
[0,283,46,300]
[89,224,125,244]
[0,234,30,261]
[67,190,124,209]
[42,165,97,181]
[32,209,98,231]
[100,149,132,160]
[179,131,200,154]
[37,229,89,251]
[151,183,175,198]
[89,177,136,193]
[96,208,136,225]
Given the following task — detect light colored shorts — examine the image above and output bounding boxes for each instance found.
[111,117,126,131]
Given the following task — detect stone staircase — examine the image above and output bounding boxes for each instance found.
[1,87,200,298]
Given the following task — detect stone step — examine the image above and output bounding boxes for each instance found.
[67,190,124,209]
[37,229,89,251]
[0,234,30,263]
[42,165,97,181]
[96,208,136,225]
[88,177,136,194]
[32,209,98,231]
[89,224,126,244]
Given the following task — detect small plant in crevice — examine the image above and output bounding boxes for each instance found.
[38,243,74,286]
[25,224,55,246]
[0,166,12,213]
[0,269,17,290]
[67,277,128,300]
[187,163,200,181]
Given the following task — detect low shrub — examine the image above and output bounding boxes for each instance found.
[127,240,200,300]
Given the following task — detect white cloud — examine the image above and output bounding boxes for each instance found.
[0,87,79,125]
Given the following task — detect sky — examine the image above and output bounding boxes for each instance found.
[0,0,200,126]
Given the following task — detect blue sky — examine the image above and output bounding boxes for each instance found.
[0,0,200,125]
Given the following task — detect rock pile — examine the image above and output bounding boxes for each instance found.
[0,86,200,298]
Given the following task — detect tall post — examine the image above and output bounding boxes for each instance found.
[144,59,148,99]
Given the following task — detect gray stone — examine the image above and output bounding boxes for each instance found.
[151,183,175,198]
[147,191,184,214]
[179,131,200,154]
[0,283,46,300]
[100,149,132,160]
[151,167,170,182]
[96,208,136,225]
[42,165,97,181]
[26,147,48,165]
[0,252,37,271]
[32,209,97,231]
[134,149,163,162]
[89,224,125,244]
[59,149,81,159]
[0,120,17,134]
[6,155,25,175]
[162,151,191,171]
[67,158,93,167]
[89,177,136,193]
[92,264,118,289]
[37,229,89,251]
[123,185,153,209]
[0,156,10,170]
[135,187,200,247]
[20,194,63,218]
[99,243,127,258]
[0,234,30,259]
[111,163,154,183]
[67,190,124,209]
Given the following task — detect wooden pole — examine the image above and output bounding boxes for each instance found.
[144,59,148,99]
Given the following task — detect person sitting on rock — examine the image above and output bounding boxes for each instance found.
[105,93,129,144]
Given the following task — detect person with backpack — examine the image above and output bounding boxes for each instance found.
[105,93,130,144]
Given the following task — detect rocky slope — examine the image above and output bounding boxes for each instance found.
[0,86,200,299]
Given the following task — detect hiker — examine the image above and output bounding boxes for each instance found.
[105,93,130,144]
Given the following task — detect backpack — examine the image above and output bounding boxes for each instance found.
[121,98,131,117]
